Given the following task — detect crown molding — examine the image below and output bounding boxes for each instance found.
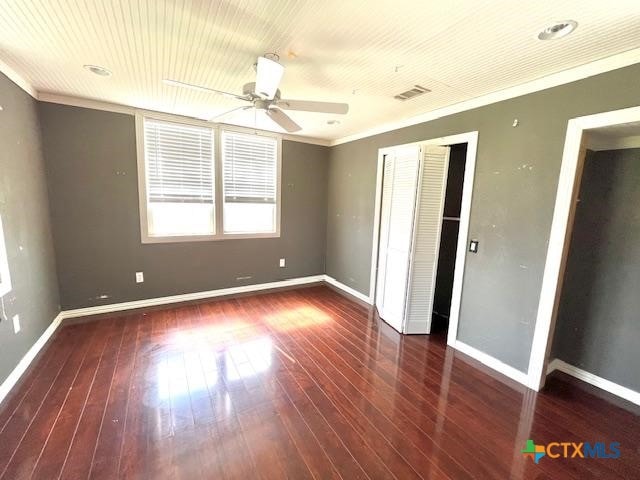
[0,58,37,98]
[330,47,640,146]
[3,48,640,148]
[37,93,331,146]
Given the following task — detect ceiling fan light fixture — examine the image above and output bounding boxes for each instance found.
[538,20,578,40]
[255,55,284,100]
[84,64,112,77]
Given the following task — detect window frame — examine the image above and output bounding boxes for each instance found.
[136,113,282,243]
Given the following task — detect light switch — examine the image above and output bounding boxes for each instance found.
[279,258,286,268]
[469,240,479,253]
[136,271,144,283]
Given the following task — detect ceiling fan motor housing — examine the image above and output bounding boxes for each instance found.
[243,82,281,104]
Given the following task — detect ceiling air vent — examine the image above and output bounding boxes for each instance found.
[394,85,431,101]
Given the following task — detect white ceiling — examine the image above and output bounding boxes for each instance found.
[0,0,639,141]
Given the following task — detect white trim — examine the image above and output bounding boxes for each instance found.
[528,106,640,391]
[36,93,331,146]
[368,150,386,302]
[330,48,640,146]
[0,312,64,405]
[61,275,325,319]
[0,275,326,404]
[0,58,37,98]
[219,124,283,239]
[454,340,532,388]
[323,275,372,305]
[135,113,283,243]
[38,92,137,115]
[368,133,478,343]
[3,48,640,147]
[547,359,640,406]
[281,134,330,147]
[447,132,478,346]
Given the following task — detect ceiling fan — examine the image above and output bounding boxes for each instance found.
[164,53,349,133]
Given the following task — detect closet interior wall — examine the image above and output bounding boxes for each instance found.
[432,143,467,332]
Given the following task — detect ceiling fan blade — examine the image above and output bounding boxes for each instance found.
[266,108,301,133]
[277,99,349,115]
[209,105,252,122]
[255,56,284,100]
[163,78,249,101]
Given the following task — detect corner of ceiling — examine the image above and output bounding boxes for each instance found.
[328,47,640,148]
[0,58,37,99]
[4,46,640,150]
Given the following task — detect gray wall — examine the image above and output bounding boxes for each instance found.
[552,148,640,391]
[39,103,328,310]
[326,63,640,372]
[0,74,60,384]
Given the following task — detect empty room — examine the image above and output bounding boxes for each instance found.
[1,1,640,478]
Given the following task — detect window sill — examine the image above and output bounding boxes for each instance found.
[141,232,281,244]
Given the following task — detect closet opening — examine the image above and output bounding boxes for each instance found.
[431,143,466,335]
[369,132,478,339]
[542,120,640,405]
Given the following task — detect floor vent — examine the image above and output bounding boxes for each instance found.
[394,85,431,101]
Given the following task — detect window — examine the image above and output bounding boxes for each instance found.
[137,114,281,243]
[222,131,278,234]
[0,215,11,297]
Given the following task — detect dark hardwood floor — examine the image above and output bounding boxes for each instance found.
[0,285,638,479]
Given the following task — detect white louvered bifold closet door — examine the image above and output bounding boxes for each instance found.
[375,145,420,333]
[404,145,450,334]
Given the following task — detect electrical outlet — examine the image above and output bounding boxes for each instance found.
[136,272,144,283]
[12,314,20,334]
[279,258,286,268]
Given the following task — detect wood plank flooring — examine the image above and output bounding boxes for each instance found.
[0,285,638,479]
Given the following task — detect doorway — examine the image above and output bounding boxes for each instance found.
[369,132,478,339]
[431,143,467,334]
[530,106,640,399]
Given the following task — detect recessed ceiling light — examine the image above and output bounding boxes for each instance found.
[84,64,112,77]
[538,20,578,40]
[327,120,341,125]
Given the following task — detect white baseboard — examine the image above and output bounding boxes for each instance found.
[547,358,640,406]
[60,275,325,320]
[454,340,533,389]
[0,312,64,405]
[322,275,372,305]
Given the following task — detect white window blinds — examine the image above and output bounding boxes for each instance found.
[222,131,277,204]
[144,118,214,204]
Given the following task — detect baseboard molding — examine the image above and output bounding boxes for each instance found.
[454,340,532,389]
[547,358,640,406]
[322,275,372,305]
[0,312,64,405]
[60,275,325,320]
[1,276,329,405]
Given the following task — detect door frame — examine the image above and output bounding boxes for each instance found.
[369,131,479,343]
[528,105,640,390]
